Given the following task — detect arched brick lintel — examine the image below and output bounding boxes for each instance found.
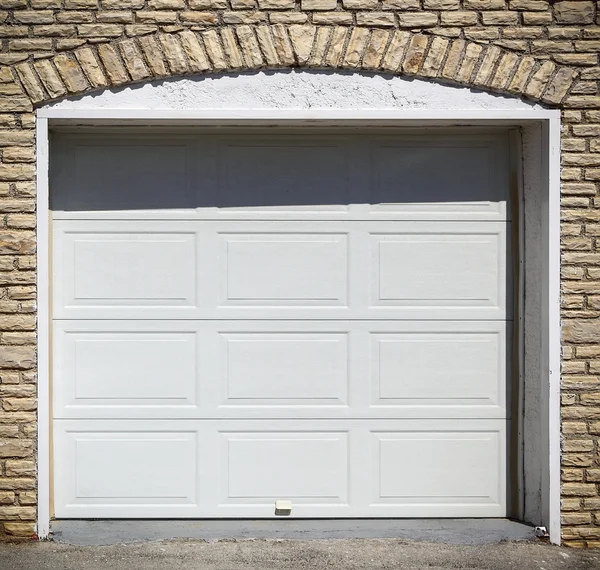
[11,25,578,111]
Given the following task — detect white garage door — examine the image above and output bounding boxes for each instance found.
[51,130,512,519]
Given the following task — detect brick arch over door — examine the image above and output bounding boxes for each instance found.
[10,25,578,107]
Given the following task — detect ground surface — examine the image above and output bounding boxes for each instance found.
[1,539,600,570]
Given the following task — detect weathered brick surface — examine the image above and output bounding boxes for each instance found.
[0,0,597,547]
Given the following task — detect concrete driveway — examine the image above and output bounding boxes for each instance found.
[1,539,600,570]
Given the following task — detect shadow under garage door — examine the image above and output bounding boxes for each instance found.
[49,128,512,518]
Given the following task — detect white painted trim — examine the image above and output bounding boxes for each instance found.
[37,108,561,121]
[36,117,51,540]
[35,106,561,544]
[547,117,562,546]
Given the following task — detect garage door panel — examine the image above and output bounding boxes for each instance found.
[54,228,197,310]
[220,431,348,504]
[219,232,348,307]
[54,419,506,518]
[221,332,348,406]
[54,427,198,517]
[52,133,509,223]
[370,331,507,411]
[369,136,509,221]
[51,136,197,212]
[216,138,352,211]
[53,325,198,413]
[53,320,508,419]
[53,220,509,321]
[371,230,506,310]
[371,430,504,509]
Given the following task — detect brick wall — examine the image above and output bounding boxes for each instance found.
[0,0,598,546]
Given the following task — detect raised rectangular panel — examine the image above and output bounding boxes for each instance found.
[372,431,503,509]
[221,432,348,503]
[62,232,196,307]
[371,331,504,411]
[220,233,348,306]
[370,137,509,219]
[217,139,349,211]
[372,231,503,308]
[51,138,195,212]
[221,333,348,405]
[58,430,197,506]
[56,331,196,410]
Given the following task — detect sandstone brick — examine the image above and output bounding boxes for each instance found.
[301,0,336,9]
[362,29,389,70]
[342,0,377,7]
[491,52,519,90]
[464,0,504,8]
[233,27,261,69]
[381,0,419,7]
[289,25,316,66]
[158,33,189,74]
[220,28,244,69]
[554,2,595,25]
[5,460,34,477]
[555,54,598,67]
[222,11,267,24]
[270,13,309,24]
[148,0,184,7]
[510,0,547,9]
[97,11,133,24]
[118,39,151,81]
[271,24,295,66]
[563,439,595,453]
[441,39,465,80]
[562,483,598,496]
[343,27,369,68]
[17,491,35,505]
[524,61,556,99]
[14,64,44,103]
[357,13,395,27]
[402,34,429,76]
[54,54,89,93]
[0,506,35,520]
[482,11,519,25]
[136,11,178,24]
[507,56,536,93]
[256,25,280,66]
[259,0,294,7]
[138,35,169,76]
[0,439,32,458]
[179,11,217,24]
[125,24,158,36]
[2,148,35,164]
[0,492,14,505]
[179,30,211,72]
[97,44,129,84]
[398,13,438,28]
[421,36,448,78]
[424,0,458,8]
[323,26,349,68]
[75,47,109,88]
[562,498,582,511]
[4,522,35,537]
[0,477,35,491]
[78,24,123,38]
[441,11,478,26]
[562,512,593,525]
[202,30,227,71]
[381,30,411,73]
[474,45,502,88]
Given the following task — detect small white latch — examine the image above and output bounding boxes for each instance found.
[275,500,292,516]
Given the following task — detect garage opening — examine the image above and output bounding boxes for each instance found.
[49,127,517,519]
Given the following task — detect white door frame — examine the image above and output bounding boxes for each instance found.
[35,107,562,544]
